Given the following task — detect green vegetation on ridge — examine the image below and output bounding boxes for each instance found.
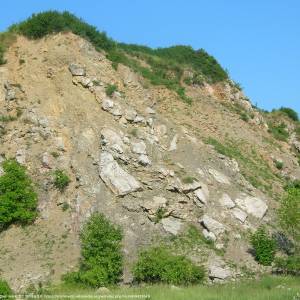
[1,10,228,103]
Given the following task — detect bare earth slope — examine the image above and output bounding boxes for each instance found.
[0,33,299,290]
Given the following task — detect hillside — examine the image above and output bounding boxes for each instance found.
[0,12,299,292]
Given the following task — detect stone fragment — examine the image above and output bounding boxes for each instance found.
[99,151,141,196]
[235,196,268,219]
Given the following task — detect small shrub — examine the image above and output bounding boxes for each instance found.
[0,160,38,230]
[154,207,167,224]
[0,279,12,299]
[0,115,17,122]
[279,187,300,243]
[274,255,300,276]
[105,84,117,97]
[278,107,299,122]
[53,170,70,192]
[61,202,70,211]
[63,213,123,287]
[19,58,25,64]
[275,160,284,170]
[250,227,276,266]
[182,176,196,184]
[133,246,205,285]
[51,151,59,158]
[240,112,249,122]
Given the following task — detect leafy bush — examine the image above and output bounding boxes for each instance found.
[0,160,37,230]
[0,45,5,65]
[105,84,117,97]
[275,160,284,170]
[63,213,123,287]
[133,246,205,285]
[279,187,300,243]
[278,107,299,122]
[0,279,12,299]
[274,255,300,276]
[11,11,114,51]
[250,227,276,266]
[53,170,70,192]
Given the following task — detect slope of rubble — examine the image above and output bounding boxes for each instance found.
[0,32,299,291]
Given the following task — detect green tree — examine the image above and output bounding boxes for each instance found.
[279,187,300,243]
[250,227,276,266]
[64,213,123,287]
[0,160,37,230]
[0,279,12,299]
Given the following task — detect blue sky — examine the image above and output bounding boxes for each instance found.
[1,0,299,114]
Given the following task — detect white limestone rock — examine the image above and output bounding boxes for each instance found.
[235,196,268,219]
[99,151,141,196]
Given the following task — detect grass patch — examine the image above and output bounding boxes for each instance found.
[36,276,300,300]
[268,122,289,142]
[206,137,280,194]
[105,84,117,97]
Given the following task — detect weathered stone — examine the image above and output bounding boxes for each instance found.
[133,115,145,123]
[141,196,168,215]
[231,207,247,223]
[235,196,268,219]
[209,265,231,280]
[161,217,182,235]
[100,128,124,153]
[182,180,201,193]
[99,151,141,196]
[169,134,178,151]
[69,63,86,76]
[200,215,225,236]
[138,154,151,166]
[16,149,26,165]
[102,98,114,111]
[145,107,156,115]
[203,229,216,241]
[209,168,231,184]
[219,193,235,209]
[193,183,209,205]
[55,137,65,151]
[154,124,167,137]
[42,152,53,169]
[131,141,147,154]
[124,109,137,122]
[110,103,123,117]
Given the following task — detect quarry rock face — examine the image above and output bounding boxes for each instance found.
[0,31,299,290]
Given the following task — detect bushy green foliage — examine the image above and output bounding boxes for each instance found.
[53,170,70,192]
[0,160,37,230]
[133,246,205,285]
[105,84,117,97]
[268,122,289,142]
[10,11,114,51]
[274,255,300,276]
[250,227,276,266]
[278,107,299,122]
[0,279,12,299]
[275,160,284,170]
[279,187,300,243]
[63,213,123,287]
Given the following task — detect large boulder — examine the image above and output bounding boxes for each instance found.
[99,151,141,196]
[231,207,247,223]
[235,196,268,219]
[200,215,225,236]
[209,264,232,280]
[100,128,124,153]
[69,63,86,76]
[131,141,147,155]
